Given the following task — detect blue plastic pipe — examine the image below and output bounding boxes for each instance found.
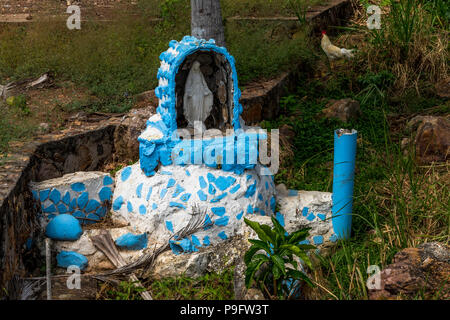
[332,129,357,239]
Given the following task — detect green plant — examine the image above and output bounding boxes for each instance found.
[389,0,419,58]
[243,216,315,299]
[107,281,146,300]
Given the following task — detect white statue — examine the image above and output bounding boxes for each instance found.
[183,61,213,128]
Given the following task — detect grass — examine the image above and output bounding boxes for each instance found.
[102,269,235,300]
[0,1,315,156]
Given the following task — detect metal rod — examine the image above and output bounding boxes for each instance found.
[45,238,52,300]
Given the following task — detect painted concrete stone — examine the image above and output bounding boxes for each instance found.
[275,184,337,246]
[45,214,82,241]
[115,233,148,251]
[111,162,276,251]
[56,251,88,270]
[29,171,114,226]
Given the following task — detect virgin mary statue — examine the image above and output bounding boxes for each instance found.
[183,60,213,128]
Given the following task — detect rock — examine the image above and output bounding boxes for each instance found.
[244,288,266,300]
[45,214,82,241]
[321,98,361,123]
[435,77,450,99]
[279,124,295,140]
[30,171,114,226]
[412,116,450,164]
[111,163,276,250]
[113,107,155,163]
[56,251,88,271]
[115,232,148,251]
[369,242,450,300]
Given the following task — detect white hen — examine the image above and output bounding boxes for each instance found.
[321,30,355,61]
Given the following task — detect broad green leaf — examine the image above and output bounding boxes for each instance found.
[271,216,287,237]
[280,244,313,269]
[287,228,311,244]
[244,245,261,265]
[244,218,272,243]
[248,239,272,254]
[260,224,277,243]
[245,259,266,288]
[270,254,286,275]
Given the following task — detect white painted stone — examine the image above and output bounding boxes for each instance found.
[111,162,276,250]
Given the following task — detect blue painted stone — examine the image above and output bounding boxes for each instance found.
[62,191,71,205]
[166,221,174,233]
[136,183,144,198]
[203,236,210,246]
[204,215,213,230]
[139,205,147,215]
[160,171,172,175]
[39,189,51,202]
[57,251,88,270]
[45,214,82,241]
[329,234,338,242]
[317,214,327,221]
[70,183,85,192]
[208,184,216,195]
[49,189,61,204]
[121,167,132,182]
[48,214,56,220]
[276,212,285,227]
[313,235,323,245]
[169,238,197,254]
[86,213,100,224]
[299,240,310,245]
[99,187,112,202]
[160,188,168,199]
[32,190,39,201]
[77,192,89,209]
[191,235,201,248]
[112,196,124,210]
[247,205,253,214]
[214,176,231,191]
[265,181,269,190]
[43,204,56,213]
[246,174,253,181]
[306,213,316,221]
[152,203,158,210]
[229,184,241,194]
[95,206,107,218]
[180,193,191,202]
[167,178,176,188]
[218,231,228,240]
[197,190,207,201]
[270,196,276,212]
[254,207,260,213]
[260,210,266,216]
[169,202,186,209]
[245,181,257,198]
[236,211,244,220]
[115,233,148,250]
[127,201,133,213]
[211,192,228,203]
[25,238,33,250]
[258,193,263,201]
[211,207,226,216]
[199,176,207,189]
[146,187,153,201]
[72,211,84,220]
[85,199,101,213]
[207,173,216,183]
[302,207,309,217]
[69,198,77,212]
[185,170,191,176]
[172,185,185,198]
[57,203,68,214]
[103,175,113,186]
[215,216,229,226]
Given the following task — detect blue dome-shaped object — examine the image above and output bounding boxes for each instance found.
[45,214,82,241]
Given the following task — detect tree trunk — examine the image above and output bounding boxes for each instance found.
[190,0,226,47]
